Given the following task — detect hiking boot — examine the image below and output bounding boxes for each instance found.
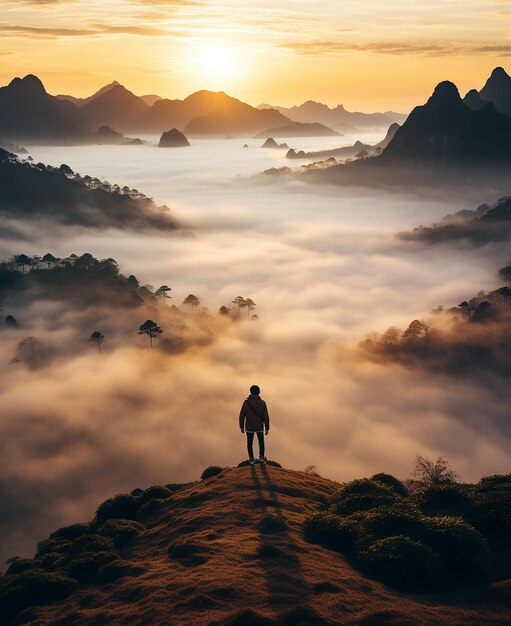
[259,457,266,465]
[249,459,256,465]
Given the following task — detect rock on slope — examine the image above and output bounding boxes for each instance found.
[17,466,509,626]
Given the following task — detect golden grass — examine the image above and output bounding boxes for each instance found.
[24,466,509,625]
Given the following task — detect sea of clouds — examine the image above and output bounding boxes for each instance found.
[1,134,510,566]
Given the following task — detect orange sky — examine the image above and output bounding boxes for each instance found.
[1,0,510,111]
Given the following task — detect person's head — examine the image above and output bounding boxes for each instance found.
[250,385,260,396]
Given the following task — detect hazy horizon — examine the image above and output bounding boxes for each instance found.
[2,1,510,111]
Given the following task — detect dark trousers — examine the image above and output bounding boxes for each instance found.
[246,431,265,460]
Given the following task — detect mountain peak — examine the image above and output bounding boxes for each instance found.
[490,66,509,80]
[429,80,461,105]
[8,74,46,94]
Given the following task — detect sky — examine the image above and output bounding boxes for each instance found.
[1,0,510,110]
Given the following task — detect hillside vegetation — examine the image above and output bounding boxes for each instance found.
[1,465,510,625]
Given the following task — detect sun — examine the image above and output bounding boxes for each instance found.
[191,42,239,86]
[202,45,236,79]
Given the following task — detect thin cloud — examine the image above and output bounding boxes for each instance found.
[0,22,177,39]
[281,39,511,57]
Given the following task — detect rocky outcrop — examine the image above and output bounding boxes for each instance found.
[261,137,289,149]
[158,128,190,147]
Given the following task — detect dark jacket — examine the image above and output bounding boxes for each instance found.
[239,394,270,432]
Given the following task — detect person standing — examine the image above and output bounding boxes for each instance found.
[239,385,270,465]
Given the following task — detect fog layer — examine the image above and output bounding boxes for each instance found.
[1,135,510,566]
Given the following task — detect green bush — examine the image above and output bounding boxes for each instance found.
[5,558,39,575]
[371,473,408,497]
[165,483,190,492]
[35,537,72,560]
[359,535,446,592]
[138,485,173,505]
[66,551,117,583]
[356,505,427,547]
[98,519,145,548]
[423,516,492,582]
[38,552,65,571]
[138,498,169,520]
[473,474,511,534]
[414,485,477,521]
[96,493,139,522]
[303,512,355,552]
[65,534,117,562]
[0,569,76,622]
[200,466,225,480]
[50,523,92,542]
[96,560,143,585]
[329,479,401,516]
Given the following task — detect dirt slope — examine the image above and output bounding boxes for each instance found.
[22,466,509,625]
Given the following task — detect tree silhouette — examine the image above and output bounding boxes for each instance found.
[88,330,105,353]
[245,298,256,319]
[232,296,246,319]
[412,456,457,487]
[138,319,163,349]
[497,286,511,301]
[155,285,172,301]
[402,319,428,342]
[218,305,229,316]
[183,294,200,313]
[380,326,401,348]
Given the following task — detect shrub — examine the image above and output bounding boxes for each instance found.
[5,558,39,575]
[370,473,408,497]
[38,552,65,571]
[165,483,191,492]
[0,569,76,622]
[96,560,143,585]
[488,579,511,605]
[131,488,144,496]
[303,465,320,476]
[98,519,145,548]
[414,484,477,521]
[200,466,225,480]
[35,537,72,560]
[65,534,117,562]
[473,474,511,534]
[303,512,355,552]
[138,498,169,520]
[356,505,427,548]
[138,485,173,505]
[423,516,492,582]
[329,479,401,516]
[50,523,92,542]
[359,535,446,592]
[96,494,139,522]
[411,456,457,487]
[66,551,117,583]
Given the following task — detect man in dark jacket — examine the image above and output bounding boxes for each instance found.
[239,385,270,465]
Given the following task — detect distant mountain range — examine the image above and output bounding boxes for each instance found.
[0,74,411,144]
[464,66,511,118]
[381,80,511,165]
[257,100,407,131]
[2,68,509,146]
[289,72,511,188]
[0,75,87,142]
[254,122,340,138]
